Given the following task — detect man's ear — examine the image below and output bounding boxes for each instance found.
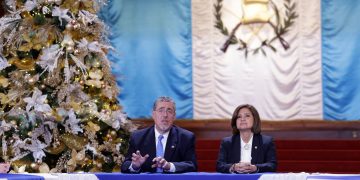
[152,110,156,119]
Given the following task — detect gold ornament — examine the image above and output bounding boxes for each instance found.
[85,84,100,95]
[112,165,121,172]
[74,75,80,82]
[73,23,81,30]
[61,34,75,47]
[92,60,101,68]
[40,84,46,89]
[93,158,105,170]
[85,69,104,88]
[102,132,112,142]
[65,23,73,30]
[110,130,117,138]
[111,104,120,111]
[60,134,88,151]
[9,165,27,173]
[96,163,102,169]
[54,0,62,5]
[38,163,50,173]
[45,141,66,155]
[12,158,33,172]
[61,0,95,14]
[89,167,101,172]
[52,110,63,122]
[18,25,25,31]
[28,78,35,84]
[19,33,44,51]
[66,46,74,52]
[45,31,57,47]
[66,163,75,173]
[70,101,81,112]
[73,149,85,164]
[20,11,32,19]
[102,102,111,110]
[67,149,86,172]
[86,121,100,132]
[113,138,122,144]
[0,93,9,106]
[30,163,39,171]
[74,49,80,55]
[0,76,9,87]
[86,80,102,88]
[9,57,35,71]
[89,69,103,79]
[81,156,93,168]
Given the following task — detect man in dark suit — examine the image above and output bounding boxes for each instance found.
[121,96,197,173]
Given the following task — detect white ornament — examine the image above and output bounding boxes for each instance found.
[37,44,63,73]
[0,55,11,71]
[24,0,37,11]
[23,88,52,113]
[52,7,71,25]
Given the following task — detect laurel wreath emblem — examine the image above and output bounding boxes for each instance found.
[214,0,298,57]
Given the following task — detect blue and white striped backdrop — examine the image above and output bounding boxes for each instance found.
[99,0,360,120]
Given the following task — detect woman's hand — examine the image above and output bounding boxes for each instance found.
[233,162,257,173]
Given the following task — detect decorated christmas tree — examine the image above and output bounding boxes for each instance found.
[0,0,134,173]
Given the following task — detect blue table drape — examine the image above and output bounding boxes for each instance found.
[95,172,261,180]
[0,173,44,180]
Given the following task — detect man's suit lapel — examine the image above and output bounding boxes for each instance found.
[164,126,178,161]
[144,126,156,161]
[231,135,241,163]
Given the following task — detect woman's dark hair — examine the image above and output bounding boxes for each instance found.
[231,104,261,135]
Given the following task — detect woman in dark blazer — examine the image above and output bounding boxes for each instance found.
[216,104,277,173]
